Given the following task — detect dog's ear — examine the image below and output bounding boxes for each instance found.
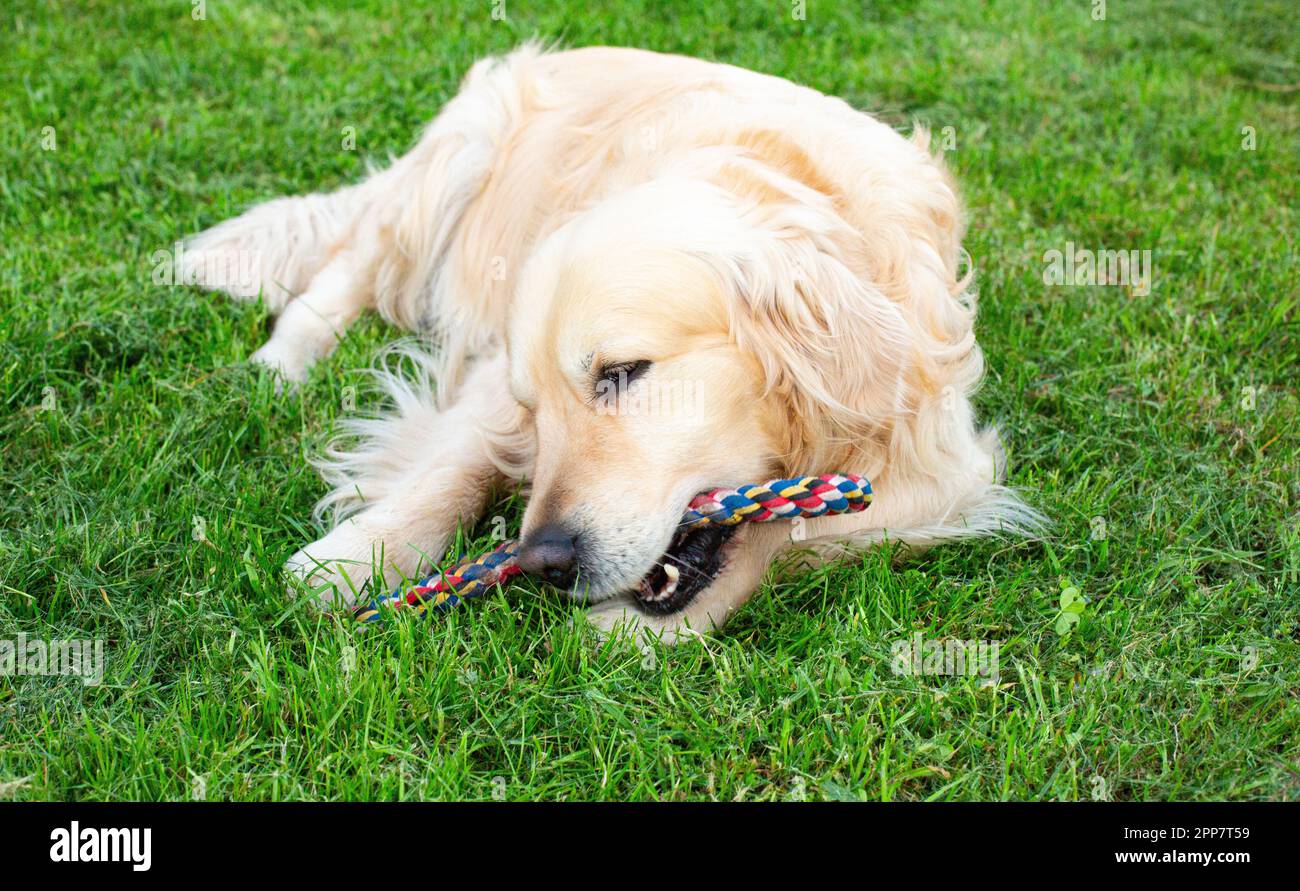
[702,148,982,478]
[707,182,911,474]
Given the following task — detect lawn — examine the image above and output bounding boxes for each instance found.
[1,0,1296,801]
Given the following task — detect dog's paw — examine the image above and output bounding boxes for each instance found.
[283,522,386,609]
[250,337,313,389]
[284,512,447,610]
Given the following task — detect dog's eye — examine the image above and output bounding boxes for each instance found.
[596,360,651,391]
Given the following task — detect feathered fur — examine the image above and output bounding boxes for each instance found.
[184,44,1044,641]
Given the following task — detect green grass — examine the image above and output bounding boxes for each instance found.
[1,0,1297,801]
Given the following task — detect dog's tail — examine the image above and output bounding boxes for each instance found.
[179,182,367,314]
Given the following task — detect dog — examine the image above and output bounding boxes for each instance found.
[183,44,1041,644]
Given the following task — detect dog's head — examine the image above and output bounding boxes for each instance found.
[506,166,947,613]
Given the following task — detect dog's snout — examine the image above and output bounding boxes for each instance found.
[518,523,578,587]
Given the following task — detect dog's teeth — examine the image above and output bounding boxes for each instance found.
[636,563,681,602]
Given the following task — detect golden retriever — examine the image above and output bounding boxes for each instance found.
[183,44,1040,643]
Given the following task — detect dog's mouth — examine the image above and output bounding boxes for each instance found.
[630,523,739,615]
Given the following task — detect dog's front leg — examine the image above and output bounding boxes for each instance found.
[285,350,529,608]
[285,464,498,609]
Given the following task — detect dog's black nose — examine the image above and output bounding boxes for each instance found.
[517,523,578,588]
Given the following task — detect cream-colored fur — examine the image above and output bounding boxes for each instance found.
[185,44,1042,643]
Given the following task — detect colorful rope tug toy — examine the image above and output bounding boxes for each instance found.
[350,473,872,624]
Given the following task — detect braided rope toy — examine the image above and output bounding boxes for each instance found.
[350,473,872,624]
